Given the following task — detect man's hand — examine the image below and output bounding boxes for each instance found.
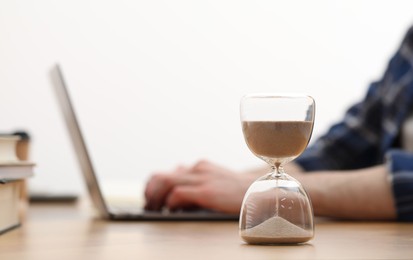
[144,160,254,214]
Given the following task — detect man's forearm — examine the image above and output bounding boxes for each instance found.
[299,165,397,220]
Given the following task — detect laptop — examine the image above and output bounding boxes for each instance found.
[49,64,238,220]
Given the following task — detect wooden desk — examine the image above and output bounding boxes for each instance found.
[1,202,413,260]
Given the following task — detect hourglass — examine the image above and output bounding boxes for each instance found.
[239,93,315,244]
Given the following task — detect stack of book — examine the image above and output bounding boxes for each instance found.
[0,134,34,234]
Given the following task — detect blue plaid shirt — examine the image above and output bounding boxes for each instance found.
[295,26,413,221]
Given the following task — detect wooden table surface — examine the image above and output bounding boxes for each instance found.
[1,201,413,260]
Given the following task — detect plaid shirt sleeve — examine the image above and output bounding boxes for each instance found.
[295,26,413,221]
[387,150,413,221]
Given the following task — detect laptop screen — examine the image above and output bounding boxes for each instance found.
[49,64,110,218]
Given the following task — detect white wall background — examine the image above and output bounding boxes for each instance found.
[1,0,412,196]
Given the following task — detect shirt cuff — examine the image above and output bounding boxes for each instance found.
[386,149,413,221]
